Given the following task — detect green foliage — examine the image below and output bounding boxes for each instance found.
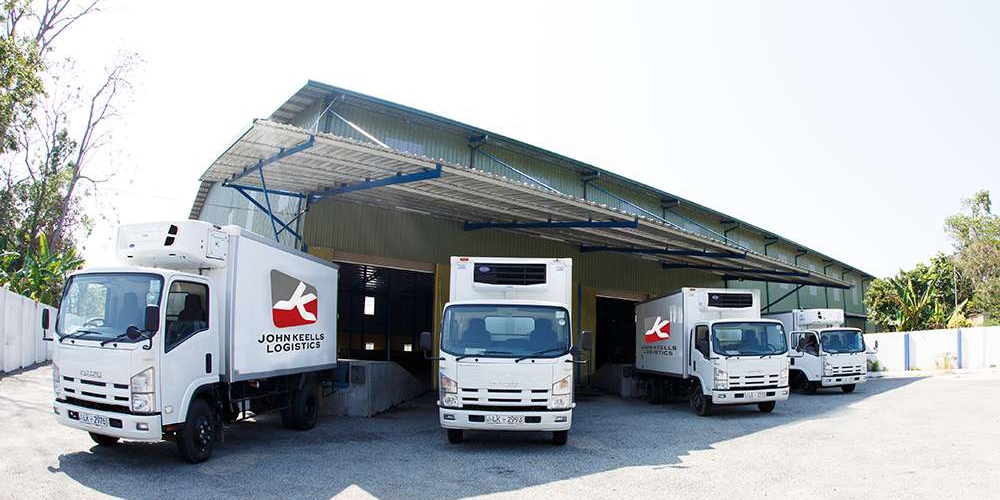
[0,0,45,154]
[1,232,83,305]
[865,254,970,331]
[945,190,1000,320]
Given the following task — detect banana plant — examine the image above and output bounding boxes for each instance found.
[1,232,84,306]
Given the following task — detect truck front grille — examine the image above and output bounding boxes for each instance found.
[62,377,130,409]
[830,365,864,376]
[460,387,550,406]
[729,373,781,388]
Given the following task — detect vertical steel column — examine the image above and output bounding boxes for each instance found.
[904,333,911,371]
[957,329,963,369]
[258,166,280,241]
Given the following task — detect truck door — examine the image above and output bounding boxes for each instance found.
[160,278,220,425]
[689,324,711,385]
[791,331,821,381]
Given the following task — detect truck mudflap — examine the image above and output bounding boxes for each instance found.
[821,374,867,387]
[54,401,162,441]
[439,407,572,432]
[711,387,789,405]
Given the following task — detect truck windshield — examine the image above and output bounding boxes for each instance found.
[441,304,571,359]
[820,329,865,354]
[56,273,164,342]
[711,322,787,357]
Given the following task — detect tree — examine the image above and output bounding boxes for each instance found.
[945,190,1000,320]
[864,254,970,331]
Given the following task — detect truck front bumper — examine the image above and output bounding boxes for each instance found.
[711,387,789,405]
[54,400,162,441]
[438,406,572,432]
[821,374,867,387]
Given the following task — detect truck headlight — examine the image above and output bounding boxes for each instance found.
[52,363,63,398]
[439,373,461,408]
[549,375,572,410]
[778,368,788,387]
[713,367,729,390]
[130,367,155,413]
[823,361,833,376]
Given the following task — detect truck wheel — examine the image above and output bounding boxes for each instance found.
[841,384,856,393]
[689,381,713,416]
[176,399,216,464]
[552,430,568,446]
[286,378,320,431]
[803,381,819,395]
[757,401,776,413]
[447,429,464,444]
[89,432,119,446]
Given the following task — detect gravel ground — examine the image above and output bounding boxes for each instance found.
[1,365,998,500]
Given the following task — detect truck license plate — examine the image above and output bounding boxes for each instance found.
[751,391,766,399]
[485,415,525,425]
[78,412,109,428]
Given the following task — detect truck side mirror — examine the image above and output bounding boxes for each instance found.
[419,331,432,352]
[41,309,53,341]
[580,330,594,351]
[144,305,160,333]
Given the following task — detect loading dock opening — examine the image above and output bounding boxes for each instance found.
[594,296,638,370]
[336,262,434,384]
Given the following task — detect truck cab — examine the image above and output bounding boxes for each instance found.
[428,257,587,446]
[771,309,867,394]
[51,265,219,444]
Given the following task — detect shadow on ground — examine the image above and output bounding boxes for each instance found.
[37,375,920,500]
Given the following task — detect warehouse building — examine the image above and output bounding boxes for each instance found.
[189,81,873,384]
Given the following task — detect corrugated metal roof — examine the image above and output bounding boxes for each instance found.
[261,81,871,279]
[197,119,852,289]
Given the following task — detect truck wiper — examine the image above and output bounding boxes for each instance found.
[456,350,511,361]
[100,326,150,346]
[515,347,568,363]
[60,329,102,343]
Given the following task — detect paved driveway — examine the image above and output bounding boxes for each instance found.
[2,366,998,499]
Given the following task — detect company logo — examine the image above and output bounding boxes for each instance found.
[644,317,671,344]
[79,370,102,379]
[270,270,318,328]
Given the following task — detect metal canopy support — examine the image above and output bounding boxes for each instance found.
[230,185,303,241]
[227,136,316,184]
[725,275,850,291]
[475,148,561,194]
[662,263,810,278]
[579,245,746,259]
[761,285,806,312]
[310,164,443,200]
[464,220,639,231]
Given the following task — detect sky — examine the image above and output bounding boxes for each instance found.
[48,0,1000,276]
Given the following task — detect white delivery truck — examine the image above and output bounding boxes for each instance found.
[635,288,789,416]
[764,309,867,394]
[43,220,339,463]
[421,257,590,445]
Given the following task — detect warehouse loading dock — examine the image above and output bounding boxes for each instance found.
[191,81,873,395]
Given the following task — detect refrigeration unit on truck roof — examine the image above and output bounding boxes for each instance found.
[449,256,571,305]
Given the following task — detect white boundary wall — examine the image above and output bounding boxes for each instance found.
[865,326,1000,372]
[1,287,55,374]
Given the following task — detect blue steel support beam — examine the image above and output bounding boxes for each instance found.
[722,275,851,290]
[258,163,280,240]
[220,183,308,199]
[227,136,316,184]
[309,165,442,200]
[230,186,302,241]
[663,263,810,277]
[464,220,638,231]
[475,149,561,193]
[579,245,746,259]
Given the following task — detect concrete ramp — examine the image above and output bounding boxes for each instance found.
[320,360,428,417]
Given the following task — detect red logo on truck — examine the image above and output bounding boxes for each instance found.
[270,270,318,328]
[644,317,670,343]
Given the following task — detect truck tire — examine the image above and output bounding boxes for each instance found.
[757,401,776,413]
[689,380,713,416]
[176,399,217,464]
[447,429,464,444]
[803,381,819,395]
[552,430,568,446]
[285,378,320,431]
[841,384,856,393]
[89,432,119,446]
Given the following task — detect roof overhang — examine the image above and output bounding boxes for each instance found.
[195,119,853,290]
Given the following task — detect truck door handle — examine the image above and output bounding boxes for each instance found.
[693,361,696,371]
[205,353,212,374]
[790,358,795,365]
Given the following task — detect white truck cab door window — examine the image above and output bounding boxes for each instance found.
[799,332,820,356]
[692,325,710,363]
